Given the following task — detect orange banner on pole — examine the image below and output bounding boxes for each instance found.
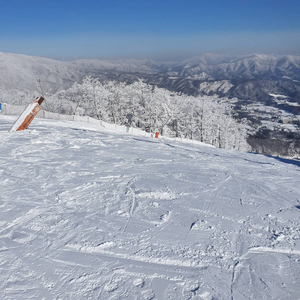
[9,97,44,132]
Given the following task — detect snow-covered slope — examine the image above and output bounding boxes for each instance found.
[0,115,300,299]
[0,53,80,93]
[0,52,164,93]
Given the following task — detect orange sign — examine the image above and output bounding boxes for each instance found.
[10,97,44,132]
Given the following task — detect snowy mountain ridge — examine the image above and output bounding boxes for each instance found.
[0,52,163,93]
[1,114,300,299]
[1,51,300,94]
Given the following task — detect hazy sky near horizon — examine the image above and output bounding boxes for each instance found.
[1,0,300,61]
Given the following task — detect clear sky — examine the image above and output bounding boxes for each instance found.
[1,0,300,61]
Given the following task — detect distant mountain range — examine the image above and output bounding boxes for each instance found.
[1,52,300,104]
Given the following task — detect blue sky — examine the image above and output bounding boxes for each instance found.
[1,0,300,61]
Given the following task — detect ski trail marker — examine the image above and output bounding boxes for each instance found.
[9,96,44,132]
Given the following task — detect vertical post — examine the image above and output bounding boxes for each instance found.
[9,97,44,132]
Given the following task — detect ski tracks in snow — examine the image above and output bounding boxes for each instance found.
[1,116,300,299]
[123,177,137,233]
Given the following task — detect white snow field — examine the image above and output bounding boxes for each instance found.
[0,115,300,300]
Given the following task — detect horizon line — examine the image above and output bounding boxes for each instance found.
[1,51,300,63]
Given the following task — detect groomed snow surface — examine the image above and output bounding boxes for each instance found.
[0,115,300,300]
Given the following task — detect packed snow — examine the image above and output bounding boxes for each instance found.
[0,115,300,300]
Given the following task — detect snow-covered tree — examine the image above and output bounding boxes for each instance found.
[48,77,249,151]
